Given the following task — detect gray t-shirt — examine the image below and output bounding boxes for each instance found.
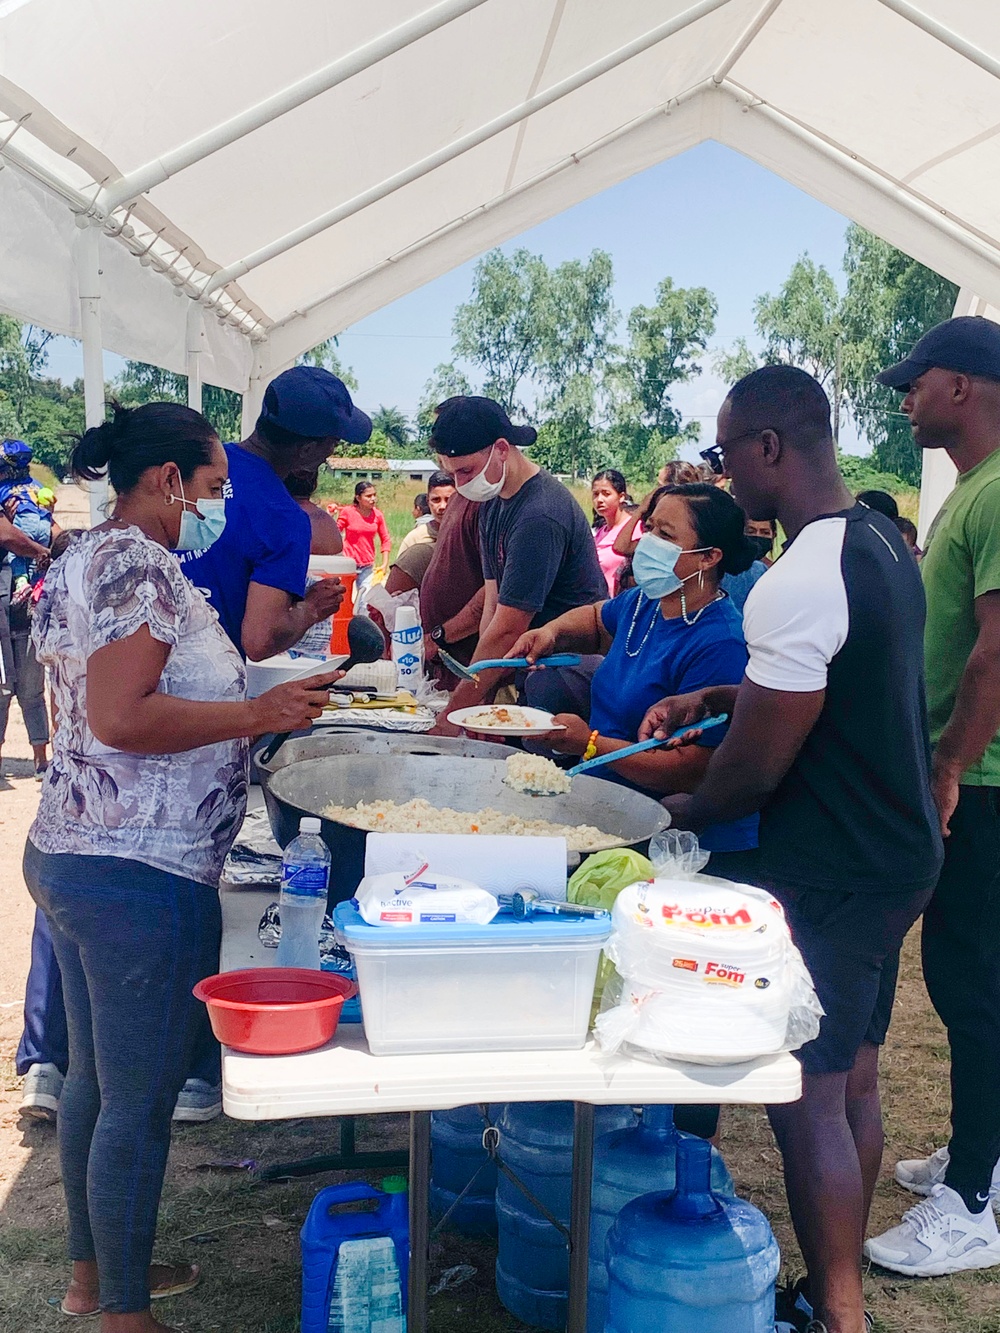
[479,470,606,627]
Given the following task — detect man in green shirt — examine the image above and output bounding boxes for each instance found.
[866,317,1000,1278]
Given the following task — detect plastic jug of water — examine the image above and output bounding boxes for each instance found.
[495,1102,635,1330]
[430,1104,501,1237]
[587,1105,734,1333]
[299,1177,409,1333]
[605,1137,779,1333]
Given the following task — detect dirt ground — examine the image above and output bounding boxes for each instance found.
[0,487,995,1330]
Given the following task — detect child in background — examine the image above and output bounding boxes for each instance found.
[0,440,55,589]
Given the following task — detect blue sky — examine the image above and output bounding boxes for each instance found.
[44,141,866,457]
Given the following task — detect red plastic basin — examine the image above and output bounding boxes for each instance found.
[194,968,356,1055]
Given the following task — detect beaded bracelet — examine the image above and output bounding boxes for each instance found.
[582,730,600,762]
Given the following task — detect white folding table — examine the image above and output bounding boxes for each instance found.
[219,884,801,1333]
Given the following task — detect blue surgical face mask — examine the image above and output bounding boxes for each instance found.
[170,475,227,552]
[632,532,710,600]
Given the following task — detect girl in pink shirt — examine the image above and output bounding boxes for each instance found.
[335,482,391,593]
[591,469,633,596]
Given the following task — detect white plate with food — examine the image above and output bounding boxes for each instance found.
[447,704,565,737]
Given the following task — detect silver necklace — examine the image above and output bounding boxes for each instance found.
[624,593,659,658]
[680,588,725,626]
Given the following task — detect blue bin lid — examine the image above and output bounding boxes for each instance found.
[333,899,611,946]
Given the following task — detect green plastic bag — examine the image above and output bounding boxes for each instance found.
[567,849,653,1022]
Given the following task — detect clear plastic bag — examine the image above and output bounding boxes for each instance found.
[593,835,823,1066]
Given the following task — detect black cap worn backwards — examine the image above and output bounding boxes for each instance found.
[429,396,537,457]
[877,316,1000,392]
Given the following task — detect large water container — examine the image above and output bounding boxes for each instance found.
[606,1137,779,1333]
[587,1106,734,1333]
[299,1177,409,1333]
[430,1104,501,1237]
[495,1102,636,1330]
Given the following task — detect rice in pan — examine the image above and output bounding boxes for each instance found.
[321,796,616,852]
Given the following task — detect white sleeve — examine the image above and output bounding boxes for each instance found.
[742,545,849,693]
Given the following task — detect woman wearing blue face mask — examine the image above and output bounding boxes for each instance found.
[511,482,761,879]
[23,402,343,1332]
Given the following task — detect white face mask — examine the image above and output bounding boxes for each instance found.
[455,444,506,502]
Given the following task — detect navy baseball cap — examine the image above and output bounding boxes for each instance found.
[260,365,372,444]
[1,439,32,464]
[430,396,537,457]
[877,316,1000,391]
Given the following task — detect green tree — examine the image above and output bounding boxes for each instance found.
[415,362,472,438]
[297,337,358,390]
[712,336,758,386]
[452,248,551,413]
[535,251,617,477]
[605,278,716,474]
[371,406,411,450]
[112,362,242,443]
[840,225,958,482]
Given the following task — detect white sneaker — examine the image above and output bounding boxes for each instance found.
[172,1078,222,1123]
[19,1062,63,1122]
[896,1146,1000,1212]
[865,1184,1000,1276]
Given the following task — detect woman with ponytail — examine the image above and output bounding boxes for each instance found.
[24,402,343,1332]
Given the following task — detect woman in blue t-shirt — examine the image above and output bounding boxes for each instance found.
[512,483,763,880]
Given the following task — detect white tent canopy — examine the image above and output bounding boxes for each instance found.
[2,0,998,521]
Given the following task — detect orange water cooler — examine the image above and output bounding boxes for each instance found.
[307,555,357,656]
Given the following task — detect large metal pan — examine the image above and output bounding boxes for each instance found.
[257,730,513,903]
[260,740,669,907]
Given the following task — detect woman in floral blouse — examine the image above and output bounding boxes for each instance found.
[26,402,341,1333]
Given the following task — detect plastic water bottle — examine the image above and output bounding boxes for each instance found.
[299,1177,408,1333]
[495,1102,636,1330]
[276,817,330,970]
[391,605,423,690]
[587,1106,734,1333]
[431,1104,501,1237]
[605,1137,779,1333]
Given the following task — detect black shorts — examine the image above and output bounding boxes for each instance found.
[764,881,934,1076]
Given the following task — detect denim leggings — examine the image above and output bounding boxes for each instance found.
[23,841,221,1313]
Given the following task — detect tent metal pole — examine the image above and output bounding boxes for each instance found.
[76,222,108,526]
[101,0,491,211]
[712,0,784,81]
[200,0,737,296]
[186,302,204,412]
[734,90,1000,274]
[874,0,1000,84]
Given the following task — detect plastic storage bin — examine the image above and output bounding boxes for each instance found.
[299,1177,408,1333]
[332,902,611,1056]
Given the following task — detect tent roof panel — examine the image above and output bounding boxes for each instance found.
[3,0,1000,399]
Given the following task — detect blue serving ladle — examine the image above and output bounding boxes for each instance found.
[565,714,728,778]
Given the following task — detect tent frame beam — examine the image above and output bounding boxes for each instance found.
[200,0,737,297]
[874,0,1000,84]
[101,0,491,212]
[76,221,108,525]
[712,0,784,81]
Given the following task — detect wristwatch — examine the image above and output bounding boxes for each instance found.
[430,625,448,645]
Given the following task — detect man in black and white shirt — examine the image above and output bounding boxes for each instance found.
[642,365,943,1333]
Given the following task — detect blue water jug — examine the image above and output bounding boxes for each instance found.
[495,1102,636,1330]
[430,1104,501,1237]
[606,1137,779,1333]
[587,1106,734,1333]
[300,1177,409,1333]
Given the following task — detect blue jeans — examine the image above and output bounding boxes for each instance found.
[24,842,222,1313]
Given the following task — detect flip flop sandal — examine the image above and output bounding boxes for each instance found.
[58,1263,201,1317]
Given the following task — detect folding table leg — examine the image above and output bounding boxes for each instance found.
[567,1101,595,1333]
[408,1110,431,1333]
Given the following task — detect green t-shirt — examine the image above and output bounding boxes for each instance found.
[922,446,1000,786]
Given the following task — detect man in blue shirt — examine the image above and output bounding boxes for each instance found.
[179,366,371,659]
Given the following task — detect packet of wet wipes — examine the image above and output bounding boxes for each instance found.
[354,870,498,925]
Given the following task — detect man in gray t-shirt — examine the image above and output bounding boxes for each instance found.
[431,396,605,724]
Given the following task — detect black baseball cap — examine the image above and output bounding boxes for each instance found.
[430,396,537,457]
[260,366,372,444]
[877,316,1000,392]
